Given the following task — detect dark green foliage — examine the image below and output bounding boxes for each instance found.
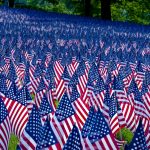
[13,0,149,25]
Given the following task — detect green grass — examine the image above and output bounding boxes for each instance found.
[8,134,19,150]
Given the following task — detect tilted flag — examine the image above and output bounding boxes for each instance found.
[5,81,17,100]
[102,85,111,123]
[83,109,119,150]
[0,94,28,138]
[54,59,64,85]
[132,80,149,120]
[76,60,89,96]
[0,73,8,94]
[15,86,27,106]
[134,61,145,91]
[125,120,148,150]
[109,92,120,135]
[141,81,150,115]
[63,125,82,150]
[71,91,90,131]
[123,62,133,91]
[36,118,60,150]
[38,94,54,124]
[18,105,42,150]
[81,107,96,138]
[56,66,70,101]
[34,77,46,108]
[50,92,76,148]
[0,97,11,150]
[24,62,32,94]
[70,85,80,103]
[46,80,57,111]
[91,75,105,110]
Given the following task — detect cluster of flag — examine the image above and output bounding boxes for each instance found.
[0,7,150,150]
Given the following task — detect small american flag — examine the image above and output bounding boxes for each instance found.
[125,120,148,150]
[18,105,42,150]
[63,125,82,150]
[0,97,11,150]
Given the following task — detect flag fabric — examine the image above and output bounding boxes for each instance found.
[18,105,42,150]
[109,93,120,135]
[56,66,70,101]
[0,7,150,150]
[125,120,148,150]
[0,94,29,138]
[0,97,11,150]
[63,125,82,150]
[50,92,76,148]
[83,109,119,150]
[36,118,61,150]
[72,97,90,131]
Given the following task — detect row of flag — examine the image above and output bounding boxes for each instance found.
[0,7,150,150]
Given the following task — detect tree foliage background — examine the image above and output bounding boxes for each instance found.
[1,0,150,24]
[24,0,150,25]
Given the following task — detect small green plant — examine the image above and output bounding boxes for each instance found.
[31,93,35,100]
[54,99,59,108]
[8,134,19,150]
[116,128,134,144]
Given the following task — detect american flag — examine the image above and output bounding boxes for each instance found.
[0,97,11,150]
[1,95,29,138]
[5,82,16,100]
[18,105,42,150]
[72,96,90,131]
[102,85,111,123]
[91,75,105,110]
[76,60,89,96]
[83,109,119,150]
[70,85,80,103]
[0,73,8,95]
[134,62,145,91]
[46,80,57,111]
[50,92,76,148]
[30,63,40,95]
[54,60,64,85]
[109,60,119,77]
[109,92,120,135]
[142,91,150,115]
[6,62,17,89]
[15,86,27,106]
[122,62,133,91]
[81,107,96,138]
[125,120,148,150]
[116,100,126,129]
[45,63,55,82]
[34,77,46,108]
[44,52,52,68]
[69,71,79,87]
[67,57,79,77]
[132,80,149,120]
[2,58,10,75]
[36,118,61,149]
[38,94,53,116]
[63,125,82,150]
[24,62,32,94]
[56,66,70,101]
[38,93,54,124]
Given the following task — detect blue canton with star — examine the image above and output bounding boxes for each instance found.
[55,92,75,122]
